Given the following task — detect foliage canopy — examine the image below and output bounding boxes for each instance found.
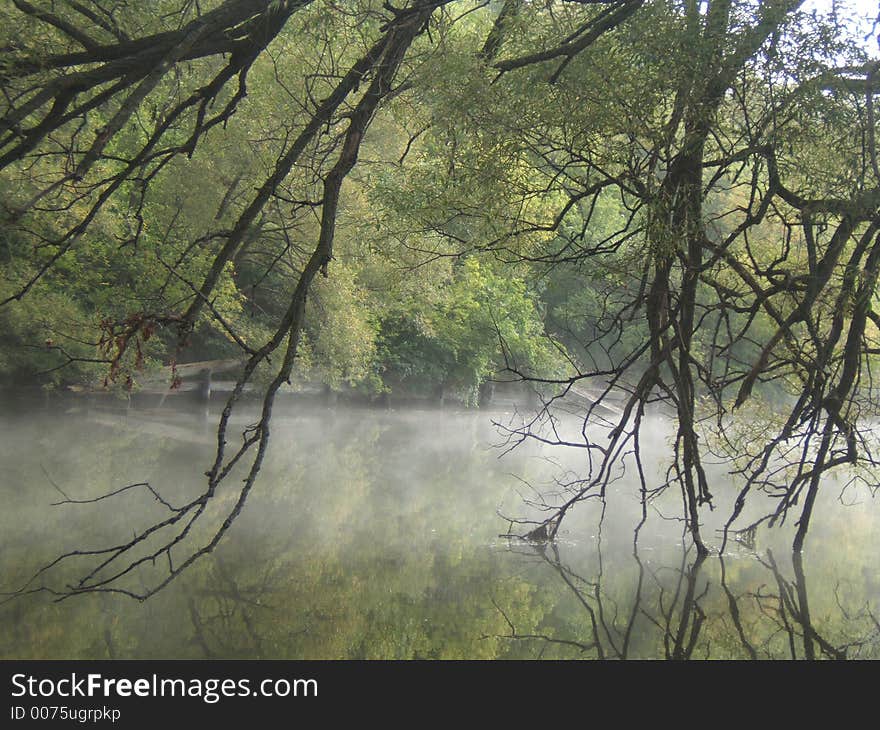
[2,0,879,597]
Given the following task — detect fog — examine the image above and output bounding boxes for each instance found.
[1,404,879,659]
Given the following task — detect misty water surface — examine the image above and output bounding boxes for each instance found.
[2,404,879,659]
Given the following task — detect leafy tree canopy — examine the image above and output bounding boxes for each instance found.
[1,0,879,597]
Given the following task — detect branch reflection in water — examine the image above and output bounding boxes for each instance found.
[2,408,879,659]
[494,519,880,659]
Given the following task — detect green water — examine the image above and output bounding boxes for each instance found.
[2,406,879,659]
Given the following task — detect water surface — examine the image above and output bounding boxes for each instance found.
[2,406,879,659]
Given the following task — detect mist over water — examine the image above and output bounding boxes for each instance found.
[2,404,879,659]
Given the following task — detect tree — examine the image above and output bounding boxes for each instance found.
[2,0,447,599]
[395,0,880,557]
[2,0,879,599]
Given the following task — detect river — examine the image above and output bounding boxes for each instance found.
[1,404,878,659]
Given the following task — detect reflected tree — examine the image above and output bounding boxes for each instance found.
[493,536,710,659]
[751,550,855,659]
[496,509,880,659]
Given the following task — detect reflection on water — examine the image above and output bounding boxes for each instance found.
[1,406,879,659]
